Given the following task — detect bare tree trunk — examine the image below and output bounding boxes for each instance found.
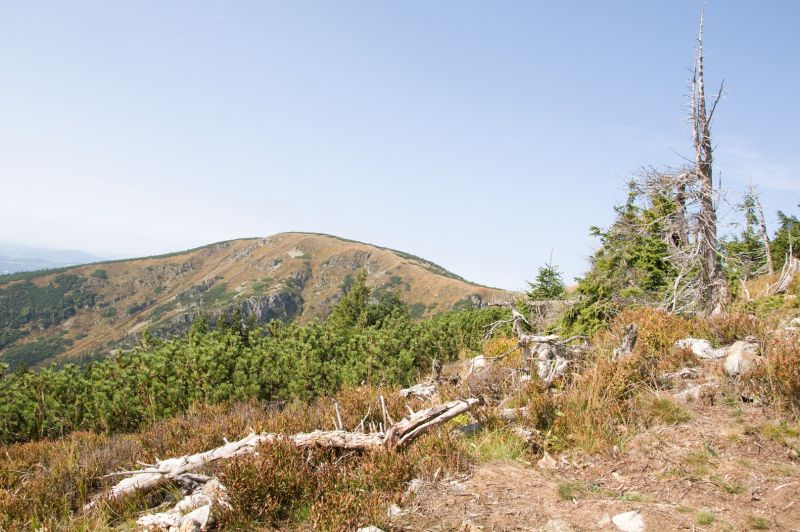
[753,191,775,275]
[691,8,727,314]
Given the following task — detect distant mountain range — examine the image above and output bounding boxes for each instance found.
[0,233,513,369]
[0,243,104,274]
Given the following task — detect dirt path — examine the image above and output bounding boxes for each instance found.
[394,388,800,531]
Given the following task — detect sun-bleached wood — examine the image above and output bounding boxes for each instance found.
[86,397,481,511]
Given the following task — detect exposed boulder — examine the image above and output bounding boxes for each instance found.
[722,340,759,377]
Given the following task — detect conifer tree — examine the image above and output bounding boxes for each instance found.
[526,260,566,301]
[328,270,370,330]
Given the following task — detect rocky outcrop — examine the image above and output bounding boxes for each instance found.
[238,292,303,323]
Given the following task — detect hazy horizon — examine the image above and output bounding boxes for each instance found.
[2,1,798,290]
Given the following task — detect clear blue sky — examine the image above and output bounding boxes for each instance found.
[1,1,797,290]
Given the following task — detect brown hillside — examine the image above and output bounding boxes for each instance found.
[0,232,513,366]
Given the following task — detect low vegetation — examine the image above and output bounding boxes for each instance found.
[0,272,504,444]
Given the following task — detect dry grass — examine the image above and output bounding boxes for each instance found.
[745,334,800,415]
[217,441,424,530]
[0,387,467,530]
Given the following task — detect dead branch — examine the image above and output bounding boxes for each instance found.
[750,186,775,276]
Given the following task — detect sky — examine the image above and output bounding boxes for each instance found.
[0,1,798,290]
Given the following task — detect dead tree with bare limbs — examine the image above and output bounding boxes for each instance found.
[690,7,728,314]
[748,186,775,276]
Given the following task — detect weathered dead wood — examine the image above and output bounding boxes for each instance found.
[691,7,728,314]
[137,478,228,531]
[612,323,638,361]
[518,334,586,388]
[484,305,529,340]
[659,367,699,383]
[399,382,437,399]
[86,398,481,511]
[384,398,481,448]
[749,186,774,276]
[767,255,799,296]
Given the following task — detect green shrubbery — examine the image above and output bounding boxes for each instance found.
[90,269,108,280]
[0,272,503,444]
[1,336,68,370]
[0,274,96,349]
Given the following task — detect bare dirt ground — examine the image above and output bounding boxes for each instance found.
[394,385,800,531]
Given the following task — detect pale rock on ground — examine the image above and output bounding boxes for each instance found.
[541,517,574,531]
[612,510,645,531]
[673,382,717,403]
[722,340,759,377]
[674,337,760,378]
[674,338,719,359]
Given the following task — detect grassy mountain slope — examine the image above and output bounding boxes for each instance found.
[0,232,512,368]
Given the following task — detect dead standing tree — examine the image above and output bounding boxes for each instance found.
[691,7,728,314]
[630,8,729,315]
[747,185,775,276]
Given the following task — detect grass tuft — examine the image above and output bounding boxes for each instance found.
[557,481,587,501]
[696,510,716,525]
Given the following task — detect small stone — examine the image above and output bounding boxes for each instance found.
[356,527,384,532]
[537,451,558,469]
[469,355,487,372]
[387,504,403,518]
[597,513,612,527]
[405,478,424,495]
[541,517,574,531]
[612,510,644,532]
[452,421,481,436]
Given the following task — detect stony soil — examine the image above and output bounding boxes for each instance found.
[394,379,800,531]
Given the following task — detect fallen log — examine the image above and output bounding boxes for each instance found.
[384,398,480,448]
[86,397,481,511]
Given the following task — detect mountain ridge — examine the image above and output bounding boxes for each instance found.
[0,232,513,368]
